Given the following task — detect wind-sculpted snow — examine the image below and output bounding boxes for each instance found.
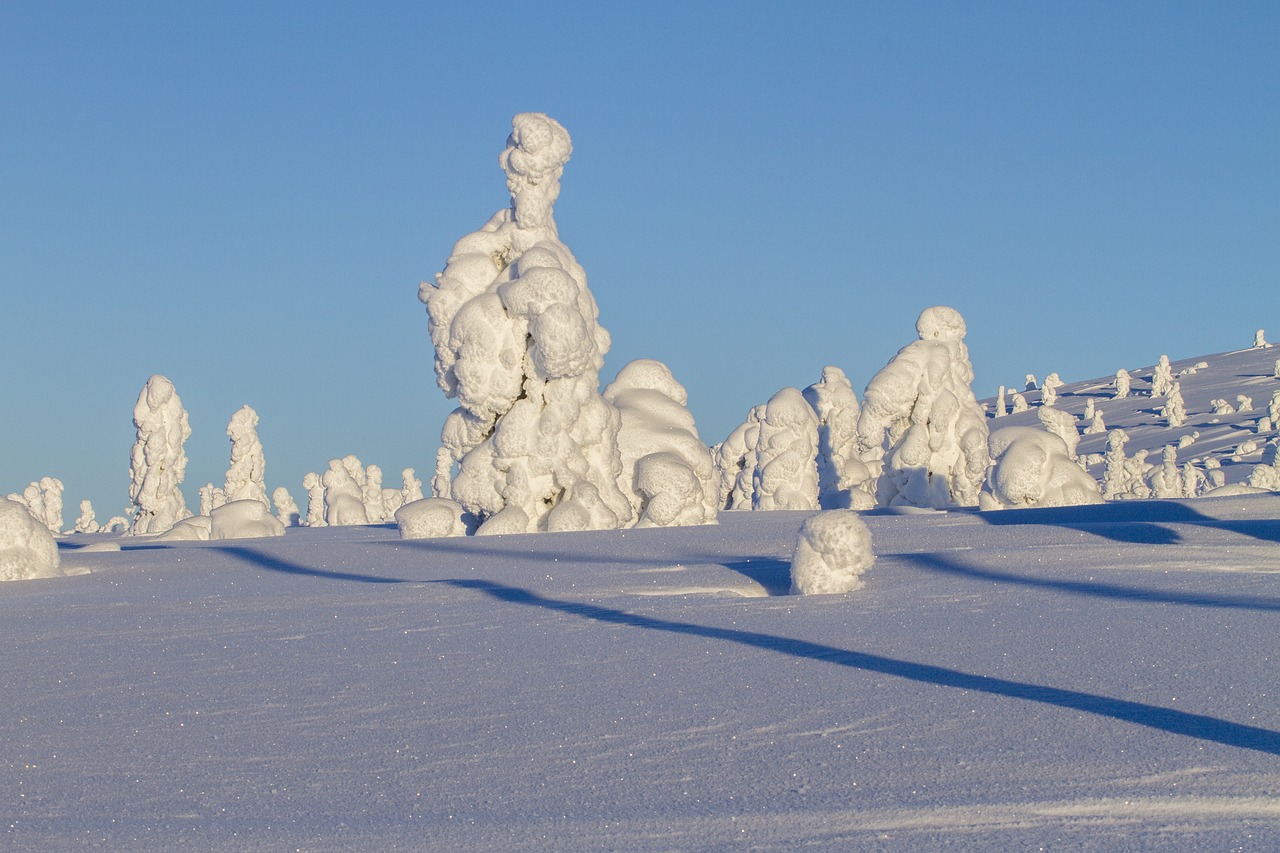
[419,114,710,535]
[789,509,875,594]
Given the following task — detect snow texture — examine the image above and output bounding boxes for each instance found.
[788,509,876,595]
[0,497,61,581]
[857,306,988,508]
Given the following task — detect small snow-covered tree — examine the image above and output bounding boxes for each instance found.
[752,387,820,511]
[994,386,1007,417]
[603,359,718,528]
[0,498,62,581]
[1254,329,1269,349]
[1114,369,1131,399]
[857,306,989,508]
[789,510,876,595]
[127,374,192,535]
[1102,428,1131,499]
[1010,391,1028,414]
[1025,374,1038,392]
[1210,398,1235,416]
[979,426,1102,510]
[1147,445,1183,498]
[1084,408,1107,435]
[223,405,269,508]
[1040,372,1063,407]
[1151,355,1174,397]
[400,468,424,505]
[1271,391,1280,426]
[73,499,99,534]
[272,487,300,528]
[362,464,387,523]
[802,365,872,509]
[714,406,765,510]
[1162,382,1187,428]
[322,458,368,526]
[302,472,326,527]
[1236,394,1254,412]
[1037,406,1080,462]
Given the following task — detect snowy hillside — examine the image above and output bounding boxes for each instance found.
[3,344,1280,850]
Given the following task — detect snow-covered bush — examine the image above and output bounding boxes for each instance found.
[1254,329,1269,348]
[0,497,62,581]
[1009,391,1028,414]
[1024,374,1038,392]
[223,405,269,508]
[1037,406,1080,462]
[979,426,1102,510]
[127,374,192,535]
[752,387,820,511]
[1210,398,1235,416]
[789,510,875,595]
[400,468,424,505]
[1236,394,1253,412]
[603,359,717,527]
[396,497,474,539]
[1147,445,1183,498]
[1084,408,1107,435]
[857,306,989,508]
[362,464,387,523]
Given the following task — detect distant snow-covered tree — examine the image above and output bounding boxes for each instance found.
[1040,372,1063,407]
[272,486,301,528]
[857,306,989,508]
[1161,382,1187,428]
[979,426,1102,510]
[1037,406,1080,462]
[1254,329,1269,348]
[73,499,99,534]
[400,468,424,505]
[802,365,872,510]
[1010,391,1029,414]
[302,472,326,527]
[323,458,368,526]
[994,386,1007,417]
[223,406,269,508]
[1151,355,1174,398]
[1102,428,1131,499]
[127,375,192,535]
[1114,369,1131,399]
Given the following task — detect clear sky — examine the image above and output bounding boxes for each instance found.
[2,1,1277,519]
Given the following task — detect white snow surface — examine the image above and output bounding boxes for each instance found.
[7,348,1280,849]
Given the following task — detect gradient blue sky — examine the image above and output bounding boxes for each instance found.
[3,1,1277,518]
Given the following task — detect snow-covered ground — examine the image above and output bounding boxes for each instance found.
[5,344,1280,850]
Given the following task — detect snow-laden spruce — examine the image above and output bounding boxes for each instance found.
[127,375,192,535]
[856,306,989,508]
[0,497,62,581]
[8,477,65,535]
[751,387,820,511]
[789,510,876,595]
[419,113,712,534]
[223,405,270,508]
[803,366,874,510]
[979,426,1102,510]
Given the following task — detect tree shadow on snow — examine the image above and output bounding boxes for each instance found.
[441,577,1280,757]
[901,551,1280,613]
[975,500,1280,546]
[221,546,413,584]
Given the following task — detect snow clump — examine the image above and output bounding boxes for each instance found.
[789,510,876,595]
[396,498,475,539]
[0,497,62,581]
[856,306,988,508]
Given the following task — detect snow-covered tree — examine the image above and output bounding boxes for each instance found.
[272,487,301,528]
[1102,428,1131,499]
[857,306,989,508]
[752,387,820,511]
[714,405,765,510]
[979,426,1102,510]
[1147,445,1183,498]
[1024,374,1038,392]
[302,472,327,527]
[322,458,368,526]
[73,499,99,534]
[127,375,192,535]
[420,113,642,534]
[1151,355,1174,397]
[789,510,876,595]
[1010,391,1029,414]
[1236,394,1253,412]
[1040,372,1063,407]
[362,464,387,523]
[1210,398,1235,416]
[1114,369,1131,399]
[994,386,1007,417]
[603,359,718,528]
[802,366,872,509]
[1161,382,1187,428]
[1254,329,1269,348]
[1037,406,1080,462]
[400,468,424,505]
[1084,408,1107,435]
[223,405,269,508]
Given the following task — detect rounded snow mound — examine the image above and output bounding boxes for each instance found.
[915,305,967,341]
[789,510,875,595]
[0,498,63,582]
[396,498,473,539]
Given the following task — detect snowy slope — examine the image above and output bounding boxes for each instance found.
[4,346,1280,851]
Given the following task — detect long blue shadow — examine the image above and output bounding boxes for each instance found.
[905,552,1280,612]
[443,578,1280,756]
[976,500,1280,546]
[221,546,412,584]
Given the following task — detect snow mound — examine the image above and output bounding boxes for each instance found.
[981,426,1103,510]
[396,497,473,539]
[0,497,62,581]
[789,509,875,595]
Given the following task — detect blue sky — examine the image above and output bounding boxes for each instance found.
[2,1,1277,518]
